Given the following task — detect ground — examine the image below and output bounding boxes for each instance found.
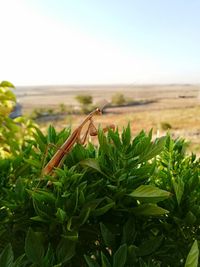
[16,84,200,154]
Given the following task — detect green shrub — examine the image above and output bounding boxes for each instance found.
[111,93,126,105]
[161,121,172,130]
[75,94,93,114]
[0,120,199,266]
[75,94,93,105]
[0,81,35,158]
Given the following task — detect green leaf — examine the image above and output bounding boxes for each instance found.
[78,207,91,226]
[140,136,166,161]
[185,211,197,225]
[100,223,115,248]
[32,200,50,221]
[132,136,150,158]
[28,189,56,204]
[121,218,136,245]
[122,123,131,147]
[0,90,16,101]
[129,185,171,203]
[113,244,127,267]
[127,245,137,264]
[30,216,48,222]
[33,127,47,151]
[25,228,44,264]
[84,255,100,267]
[108,129,121,148]
[132,204,169,216]
[188,173,199,192]
[137,236,163,256]
[47,125,57,144]
[34,127,47,143]
[98,129,108,151]
[24,158,41,168]
[56,208,66,223]
[172,178,184,205]
[138,258,148,267]
[13,254,26,267]
[0,81,15,88]
[62,230,78,241]
[56,238,76,264]
[0,243,14,267]
[80,158,103,174]
[43,244,54,267]
[92,202,115,216]
[185,240,199,267]
[101,252,111,267]
[148,129,153,139]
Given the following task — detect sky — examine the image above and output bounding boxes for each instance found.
[0,0,200,86]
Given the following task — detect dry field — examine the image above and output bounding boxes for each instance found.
[16,84,200,154]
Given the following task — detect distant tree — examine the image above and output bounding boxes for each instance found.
[111,93,126,105]
[161,122,172,130]
[75,95,93,105]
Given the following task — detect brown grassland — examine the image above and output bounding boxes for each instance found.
[17,84,200,154]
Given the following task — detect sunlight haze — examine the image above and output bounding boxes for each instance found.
[0,0,200,85]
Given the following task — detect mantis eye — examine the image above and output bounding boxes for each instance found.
[96,108,101,114]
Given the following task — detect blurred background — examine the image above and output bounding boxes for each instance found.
[0,0,200,153]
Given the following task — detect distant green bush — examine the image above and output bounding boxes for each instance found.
[75,94,93,114]
[161,121,172,130]
[111,93,126,105]
[75,94,93,105]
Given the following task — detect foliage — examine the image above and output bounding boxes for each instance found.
[75,94,93,105]
[0,84,199,265]
[150,136,200,265]
[111,93,126,105]
[0,110,200,266]
[0,81,35,158]
[75,94,94,114]
[160,122,172,130]
[185,240,199,267]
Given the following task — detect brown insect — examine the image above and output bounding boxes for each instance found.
[42,107,115,176]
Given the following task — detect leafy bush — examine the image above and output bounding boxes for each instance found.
[161,122,172,130]
[75,94,93,114]
[0,81,35,158]
[111,93,126,105]
[75,95,93,105]
[0,116,199,266]
[0,83,199,265]
[151,136,200,265]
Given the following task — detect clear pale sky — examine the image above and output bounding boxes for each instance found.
[0,0,200,85]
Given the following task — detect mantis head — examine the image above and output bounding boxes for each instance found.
[94,99,109,116]
[95,107,102,115]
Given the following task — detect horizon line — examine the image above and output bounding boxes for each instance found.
[15,82,200,88]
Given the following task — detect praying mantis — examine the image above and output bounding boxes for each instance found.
[42,107,115,176]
